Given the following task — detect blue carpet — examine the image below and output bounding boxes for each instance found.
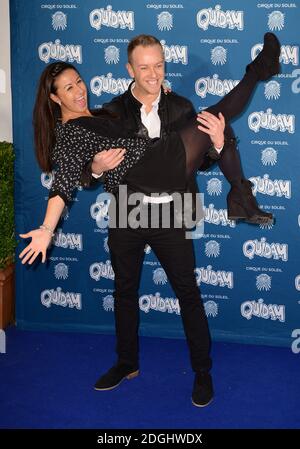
[0,327,299,429]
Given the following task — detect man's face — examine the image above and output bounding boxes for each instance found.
[126,44,165,99]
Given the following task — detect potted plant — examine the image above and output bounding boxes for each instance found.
[0,141,16,329]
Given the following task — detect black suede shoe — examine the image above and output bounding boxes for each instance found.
[94,364,139,391]
[192,372,214,407]
[227,179,274,225]
[247,32,281,81]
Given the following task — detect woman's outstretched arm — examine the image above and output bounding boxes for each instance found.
[19,195,65,265]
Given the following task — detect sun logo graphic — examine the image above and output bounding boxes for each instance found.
[162,79,172,90]
[205,240,220,258]
[261,147,277,166]
[204,300,218,318]
[104,45,120,65]
[157,11,173,31]
[52,11,67,31]
[259,221,274,231]
[207,178,222,196]
[264,81,280,100]
[103,236,109,253]
[54,263,69,280]
[144,244,152,254]
[268,11,285,31]
[41,172,54,190]
[153,268,168,285]
[211,46,227,66]
[256,274,271,291]
[295,275,300,291]
[103,295,114,312]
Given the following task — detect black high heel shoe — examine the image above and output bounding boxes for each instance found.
[227,179,274,225]
[247,32,281,81]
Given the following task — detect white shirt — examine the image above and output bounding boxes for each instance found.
[138,90,161,139]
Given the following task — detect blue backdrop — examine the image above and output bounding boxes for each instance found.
[11,0,300,347]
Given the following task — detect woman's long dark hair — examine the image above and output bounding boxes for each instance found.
[33,62,79,172]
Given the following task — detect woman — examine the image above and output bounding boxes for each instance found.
[20,33,280,265]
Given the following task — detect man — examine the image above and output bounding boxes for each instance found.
[82,34,274,407]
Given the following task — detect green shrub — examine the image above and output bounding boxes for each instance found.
[0,142,16,269]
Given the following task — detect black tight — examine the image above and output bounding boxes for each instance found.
[180,70,258,178]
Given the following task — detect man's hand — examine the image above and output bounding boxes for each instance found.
[92,148,126,175]
[197,111,225,149]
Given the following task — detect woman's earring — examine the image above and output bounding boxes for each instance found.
[58,100,62,106]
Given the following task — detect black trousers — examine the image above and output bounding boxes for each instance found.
[108,203,212,373]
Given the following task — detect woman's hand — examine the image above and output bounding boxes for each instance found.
[197,111,225,149]
[92,148,126,175]
[19,229,52,265]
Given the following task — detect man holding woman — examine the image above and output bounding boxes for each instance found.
[20,33,280,407]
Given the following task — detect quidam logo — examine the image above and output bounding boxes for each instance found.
[261,147,277,166]
[205,240,220,258]
[52,11,67,30]
[41,172,54,189]
[153,268,168,285]
[104,45,119,64]
[291,68,300,94]
[38,40,82,64]
[53,229,83,251]
[241,298,285,322]
[211,46,227,65]
[256,273,271,291]
[161,40,188,64]
[157,11,173,31]
[207,178,222,196]
[195,74,239,98]
[249,174,291,199]
[251,43,299,66]
[195,265,233,289]
[248,109,295,134]
[90,73,131,97]
[243,238,288,262]
[204,300,218,318]
[268,11,285,31]
[90,260,115,281]
[264,80,280,100]
[54,263,68,280]
[89,6,134,30]
[139,293,180,315]
[41,287,82,309]
[291,329,300,354]
[196,5,244,30]
[204,204,236,227]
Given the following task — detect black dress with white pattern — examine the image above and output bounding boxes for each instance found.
[49,115,186,204]
[49,116,150,203]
